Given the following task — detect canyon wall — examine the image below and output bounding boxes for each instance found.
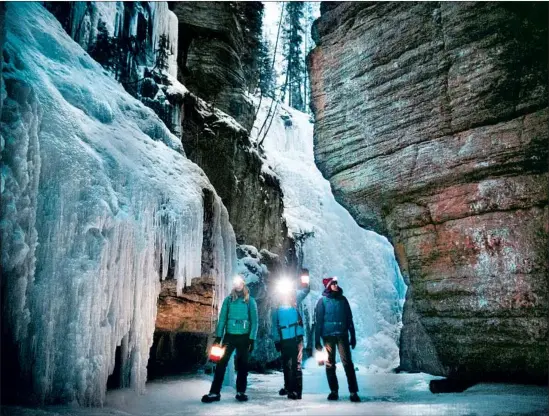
[310,2,548,382]
[171,2,262,131]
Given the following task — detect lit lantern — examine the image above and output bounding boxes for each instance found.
[315,349,328,366]
[209,345,225,363]
[300,274,310,285]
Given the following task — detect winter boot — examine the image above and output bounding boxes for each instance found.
[287,392,299,400]
[350,393,361,402]
[278,388,287,396]
[201,393,220,403]
[235,392,249,402]
[327,391,339,401]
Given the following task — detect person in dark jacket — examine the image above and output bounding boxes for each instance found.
[202,275,258,403]
[272,268,311,399]
[314,276,360,402]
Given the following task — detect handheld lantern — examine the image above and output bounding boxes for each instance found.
[209,344,225,363]
[316,349,328,366]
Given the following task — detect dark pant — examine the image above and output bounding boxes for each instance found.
[323,335,358,393]
[281,336,303,395]
[210,334,249,394]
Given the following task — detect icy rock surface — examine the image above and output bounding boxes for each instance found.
[252,98,407,370]
[55,2,178,78]
[1,3,235,405]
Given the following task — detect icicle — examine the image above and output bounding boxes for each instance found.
[2,3,237,405]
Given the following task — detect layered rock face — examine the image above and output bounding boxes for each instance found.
[181,93,293,258]
[148,278,216,378]
[171,2,262,131]
[310,2,548,381]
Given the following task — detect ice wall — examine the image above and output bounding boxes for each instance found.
[253,99,407,370]
[66,1,178,77]
[1,3,235,405]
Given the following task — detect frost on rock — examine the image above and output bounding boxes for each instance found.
[252,97,407,371]
[236,244,271,285]
[1,3,235,406]
[45,2,182,137]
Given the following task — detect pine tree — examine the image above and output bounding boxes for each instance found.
[90,21,117,71]
[258,37,276,98]
[155,34,170,73]
[303,2,318,114]
[282,1,305,111]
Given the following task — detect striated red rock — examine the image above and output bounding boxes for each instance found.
[310,2,548,381]
[155,277,217,333]
[149,277,217,377]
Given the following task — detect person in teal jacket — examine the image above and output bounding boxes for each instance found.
[202,275,258,403]
[272,268,310,400]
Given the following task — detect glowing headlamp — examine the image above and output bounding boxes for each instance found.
[316,349,328,366]
[209,344,225,363]
[300,274,310,285]
[275,277,294,294]
[233,275,244,286]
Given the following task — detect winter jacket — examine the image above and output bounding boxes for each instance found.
[216,294,259,340]
[272,286,310,342]
[314,287,355,345]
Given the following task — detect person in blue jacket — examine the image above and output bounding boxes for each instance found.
[272,268,310,400]
[314,276,360,402]
[202,274,258,403]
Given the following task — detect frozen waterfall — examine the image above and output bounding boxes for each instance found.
[252,98,407,371]
[1,3,235,405]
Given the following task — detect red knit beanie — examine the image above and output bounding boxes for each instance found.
[322,276,338,288]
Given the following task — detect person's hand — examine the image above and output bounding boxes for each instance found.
[249,339,255,352]
[315,342,323,352]
[214,337,222,345]
[274,342,281,352]
[350,335,356,350]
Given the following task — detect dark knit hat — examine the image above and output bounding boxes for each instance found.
[322,276,338,288]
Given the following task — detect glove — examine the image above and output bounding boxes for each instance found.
[274,342,281,352]
[214,337,222,345]
[249,339,255,352]
[315,342,323,352]
[350,335,356,350]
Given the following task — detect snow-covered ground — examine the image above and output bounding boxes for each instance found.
[252,98,407,371]
[4,369,547,416]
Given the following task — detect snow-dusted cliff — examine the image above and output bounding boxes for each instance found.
[253,99,407,370]
[1,3,235,405]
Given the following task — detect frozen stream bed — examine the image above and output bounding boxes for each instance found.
[3,363,547,416]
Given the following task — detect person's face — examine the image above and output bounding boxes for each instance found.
[330,281,339,291]
[280,292,295,306]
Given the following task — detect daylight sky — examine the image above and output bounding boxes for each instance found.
[262,2,321,97]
